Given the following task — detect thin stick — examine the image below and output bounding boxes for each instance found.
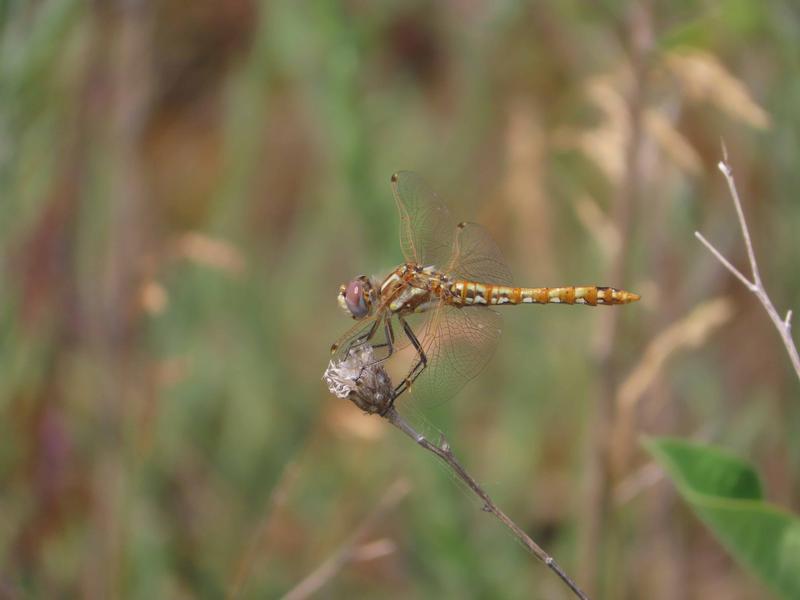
[384,408,590,600]
[281,479,410,600]
[720,142,762,287]
[695,150,800,382]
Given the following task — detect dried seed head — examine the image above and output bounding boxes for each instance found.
[323,344,393,414]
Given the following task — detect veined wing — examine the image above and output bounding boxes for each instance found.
[391,171,454,270]
[447,221,513,286]
[402,302,503,406]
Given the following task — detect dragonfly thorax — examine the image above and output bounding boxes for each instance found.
[381,263,453,315]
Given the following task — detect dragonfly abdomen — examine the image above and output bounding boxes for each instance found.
[448,282,639,306]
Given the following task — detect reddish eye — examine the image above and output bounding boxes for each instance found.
[344,279,369,318]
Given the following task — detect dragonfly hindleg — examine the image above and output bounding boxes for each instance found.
[371,317,395,358]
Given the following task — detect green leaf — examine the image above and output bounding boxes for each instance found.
[644,437,800,600]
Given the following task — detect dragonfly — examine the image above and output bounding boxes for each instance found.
[331,171,639,413]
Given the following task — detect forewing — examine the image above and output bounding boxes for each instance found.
[398,303,502,407]
[391,171,455,269]
[447,221,513,285]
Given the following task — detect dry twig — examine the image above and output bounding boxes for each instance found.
[384,408,590,600]
[695,145,800,382]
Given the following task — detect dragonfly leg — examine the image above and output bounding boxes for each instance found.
[356,318,396,384]
[388,315,428,410]
[367,318,395,358]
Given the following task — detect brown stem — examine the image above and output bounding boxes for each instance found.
[384,408,590,600]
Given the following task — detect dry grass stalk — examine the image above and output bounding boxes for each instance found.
[618,297,733,414]
[580,9,652,594]
[642,108,702,175]
[613,462,664,506]
[664,50,771,129]
[573,194,622,261]
[571,74,631,187]
[611,297,733,474]
[505,100,555,280]
[173,232,246,276]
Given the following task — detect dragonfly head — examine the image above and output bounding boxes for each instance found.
[338,275,376,319]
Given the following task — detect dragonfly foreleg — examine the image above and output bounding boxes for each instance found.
[356,318,396,382]
[368,318,395,357]
[339,317,383,358]
[389,315,428,408]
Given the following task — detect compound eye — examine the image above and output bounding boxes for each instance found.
[344,279,368,318]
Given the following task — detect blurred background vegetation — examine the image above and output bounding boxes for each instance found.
[1,1,799,598]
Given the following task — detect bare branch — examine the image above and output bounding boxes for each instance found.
[693,231,756,291]
[696,151,800,382]
[717,158,762,287]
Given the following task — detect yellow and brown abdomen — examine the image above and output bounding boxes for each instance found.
[448,281,640,306]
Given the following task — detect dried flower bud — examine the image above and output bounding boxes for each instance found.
[323,344,394,414]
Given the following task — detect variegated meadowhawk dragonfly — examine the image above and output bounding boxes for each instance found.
[331,172,639,413]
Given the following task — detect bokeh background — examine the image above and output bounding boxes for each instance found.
[1,1,799,598]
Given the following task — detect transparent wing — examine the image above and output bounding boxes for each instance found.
[447,221,513,286]
[391,171,455,269]
[398,303,502,406]
[382,177,513,407]
[391,214,512,407]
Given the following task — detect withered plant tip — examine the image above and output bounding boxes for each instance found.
[323,343,590,600]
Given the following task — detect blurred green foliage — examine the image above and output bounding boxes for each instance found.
[0,1,799,598]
